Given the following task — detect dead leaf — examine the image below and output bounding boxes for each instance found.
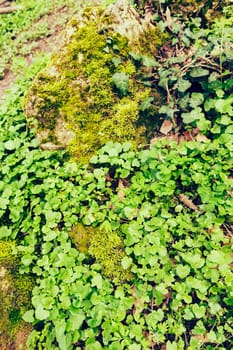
[160,119,173,135]
[117,179,125,202]
[195,133,209,142]
[179,194,199,212]
[183,130,193,141]
[165,7,172,28]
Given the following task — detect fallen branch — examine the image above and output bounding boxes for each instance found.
[0,6,20,14]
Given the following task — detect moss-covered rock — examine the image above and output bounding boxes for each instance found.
[0,241,34,349]
[69,223,131,284]
[24,0,167,163]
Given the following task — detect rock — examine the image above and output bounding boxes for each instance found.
[24,0,167,163]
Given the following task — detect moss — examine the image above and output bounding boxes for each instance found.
[69,224,132,284]
[24,4,167,163]
[0,240,34,346]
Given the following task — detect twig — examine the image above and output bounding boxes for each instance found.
[178,194,199,212]
[0,6,21,14]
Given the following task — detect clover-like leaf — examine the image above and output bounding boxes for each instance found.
[112,72,129,96]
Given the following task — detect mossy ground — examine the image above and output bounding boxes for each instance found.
[0,241,34,348]
[69,223,132,284]
[24,5,168,163]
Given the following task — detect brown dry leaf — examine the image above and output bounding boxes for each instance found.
[179,194,199,212]
[117,179,125,202]
[183,130,194,141]
[195,133,209,142]
[165,7,172,28]
[165,133,179,142]
[160,119,173,135]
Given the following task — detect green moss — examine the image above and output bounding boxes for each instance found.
[0,240,34,345]
[24,5,167,163]
[69,224,132,284]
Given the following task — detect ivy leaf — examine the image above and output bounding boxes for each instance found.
[140,96,154,111]
[112,57,121,68]
[129,51,142,61]
[142,55,159,67]
[189,93,205,108]
[177,79,191,92]
[112,72,129,96]
[182,107,205,124]
[190,67,209,78]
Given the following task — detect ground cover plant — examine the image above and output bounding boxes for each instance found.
[0,0,233,349]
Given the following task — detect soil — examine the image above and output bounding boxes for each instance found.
[0,4,76,101]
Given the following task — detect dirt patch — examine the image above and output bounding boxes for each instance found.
[0,4,78,100]
[0,70,15,102]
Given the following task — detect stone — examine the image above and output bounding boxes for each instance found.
[24,0,167,163]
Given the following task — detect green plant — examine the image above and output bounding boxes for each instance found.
[1,63,232,346]
[129,3,233,139]
[0,1,232,349]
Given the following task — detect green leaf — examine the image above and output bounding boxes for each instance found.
[92,274,103,289]
[0,226,11,239]
[128,344,141,350]
[68,313,85,331]
[189,93,205,108]
[190,67,209,78]
[176,265,190,279]
[182,107,205,124]
[223,297,233,306]
[129,51,142,61]
[54,319,67,350]
[0,197,9,209]
[112,72,129,96]
[146,310,164,327]
[192,320,206,335]
[4,139,21,150]
[86,342,102,350]
[22,310,35,323]
[207,250,232,265]
[196,117,211,131]
[191,304,206,318]
[166,341,177,350]
[112,57,121,67]
[140,97,154,111]
[35,305,50,320]
[121,256,132,270]
[21,254,33,266]
[142,55,158,67]
[109,342,122,350]
[177,79,191,92]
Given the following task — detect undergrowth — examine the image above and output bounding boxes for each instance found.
[0,1,233,349]
[0,56,232,349]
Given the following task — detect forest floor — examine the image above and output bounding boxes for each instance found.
[0,0,83,101]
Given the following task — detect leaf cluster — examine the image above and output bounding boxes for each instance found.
[0,70,232,348]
